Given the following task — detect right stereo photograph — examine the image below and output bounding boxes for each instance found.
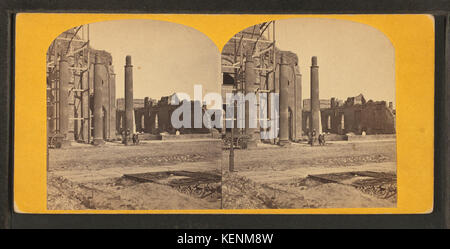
[220,18,397,209]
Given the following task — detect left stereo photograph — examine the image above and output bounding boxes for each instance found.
[46,19,223,210]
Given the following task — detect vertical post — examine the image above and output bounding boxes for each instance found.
[87,24,91,144]
[310,56,321,145]
[46,77,53,143]
[278,54,289,146]
[93,54,104,145]
[294,71,303,141]
[229,123,234,172]
[271,21,277,144]
[272,21,276,98]
[47,75,56,136]
[144,97,150,133]
[109,72,116,140]
[73,57,80,141]
[59,54,70,146]
[103,68,110,141]
[244,50,258,148]
[229,87,236,172]
[125,55,134,145]
[81,70,89,142]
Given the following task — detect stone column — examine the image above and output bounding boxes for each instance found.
[310,56,321,144]
[102,66,110,140]
[278,54,290,146]
[144,97,151,133]
[81,70,89,142]
[93,54,104,145]
[244,50,258,148]
[294,71,303,141]
[125,55,134,142]
[109,72,116,140]
[59,55,70,145]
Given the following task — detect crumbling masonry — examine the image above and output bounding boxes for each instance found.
[221,22,396,146]
[47,26,116,146]
[221,23,305,145]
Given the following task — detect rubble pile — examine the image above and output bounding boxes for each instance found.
[47,175,97,210]
[222,172,299,209]
[176,182,221,202]
[313,154,390,167]
[124,154,206,165]
[57,153,207,169]
[357,183,397,202]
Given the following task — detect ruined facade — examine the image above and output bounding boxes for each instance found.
[116,94,212,135]
[221,22,396,144]
[304,95,396,135]
[221,22,303,144]
[46,26,117,146]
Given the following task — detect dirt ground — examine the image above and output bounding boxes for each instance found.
[48,138,397,211]
[47,140,222,210]
[222,140,397,209]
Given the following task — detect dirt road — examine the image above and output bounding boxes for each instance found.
[48,140,222,210]
[222,140,397,209]
[48,138,397,211]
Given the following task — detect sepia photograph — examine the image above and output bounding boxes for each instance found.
[46,19,223,210]
[220,18,397,209]
[6,3,440,229]
[46,17,397,211]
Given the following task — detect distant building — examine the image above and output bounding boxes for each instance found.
[303,94,395,135]
[116,94,213,134]
[116,98,146,110]
[303,99,332,111]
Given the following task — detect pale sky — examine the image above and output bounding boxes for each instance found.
[89,19,221,100]
[87,18,394,105]
[275,18,395,105]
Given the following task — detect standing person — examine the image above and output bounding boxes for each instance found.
[132,133,139,145]
[319,133,325,146]
[122,130,126,145]
[307,129,312,145]
[122,129,130,145]
[311,129,317,146]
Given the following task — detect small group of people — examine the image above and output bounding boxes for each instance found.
[308,129,326,146]
[121,129,139,145]
[318,133,326,146]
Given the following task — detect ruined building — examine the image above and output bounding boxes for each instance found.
[221,22,396,146]
[221,22,303,145]
[303,94,396,135]
[46,26,117,146]
[47,26,218,147]
[116,94,212,135]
